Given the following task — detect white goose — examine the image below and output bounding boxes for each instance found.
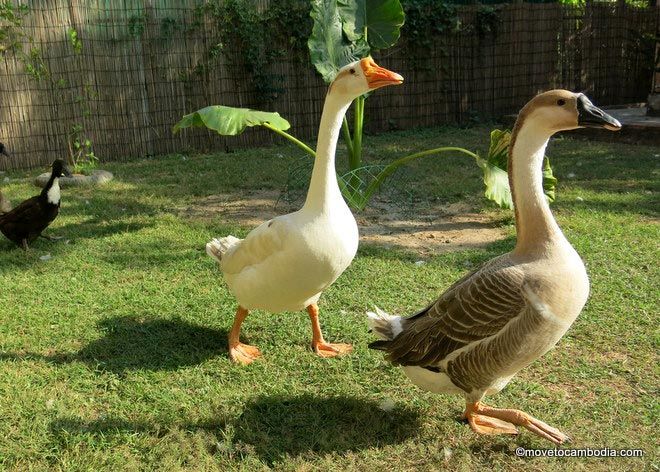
[207,58,403,364]
[368,90,621,444]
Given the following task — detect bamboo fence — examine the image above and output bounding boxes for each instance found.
[0,1,657,170]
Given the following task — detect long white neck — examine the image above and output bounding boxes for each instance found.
[302,92,352,212]
[509,124,564,255]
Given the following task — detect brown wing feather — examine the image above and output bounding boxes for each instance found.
[379,254,527,367]
[445,303,547,392]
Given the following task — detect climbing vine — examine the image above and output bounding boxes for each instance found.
[195,0,312,104]
[401,0,460,49]
[0,2,48,80]
[0,3,98,172]
[181,0,497,92]
[474,5,502,39]
[398,0,459,71]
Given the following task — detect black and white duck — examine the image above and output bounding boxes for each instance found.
[0,159,71,250]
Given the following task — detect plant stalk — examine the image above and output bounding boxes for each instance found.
[361,146,479,205]
[342,117,354,163]
[263,123,316,157]
[350,96,364,171]
[346,96,366,193]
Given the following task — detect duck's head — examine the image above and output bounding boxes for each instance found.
[517,90,621,134]
[0,143,10,158]
[51,159,72,178]
[329,57,403,100]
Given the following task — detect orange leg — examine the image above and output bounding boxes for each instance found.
[228,306,262,365]
[306,304,352,358]
[463,401,570,445]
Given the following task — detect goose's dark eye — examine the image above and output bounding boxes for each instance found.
[557,99,566,106]
[349,68,356,75]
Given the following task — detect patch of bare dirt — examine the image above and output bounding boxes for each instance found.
[182,190,509,255]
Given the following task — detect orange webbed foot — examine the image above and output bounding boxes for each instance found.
[464,401,570,445]
[229,342,262,365]
[465,412,519,436]
[312,341,353,358]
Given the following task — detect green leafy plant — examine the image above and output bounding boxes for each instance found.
[399,0,459,72]
[62,27,98,173]
[474,5,501,39]
[477,129,556,209]
[308,0,404,184]
[66,27,82,53]
[68,124,98,175]
[479,129,512,208]
[174,117,556,212]
[127,13,146,37]
[175,0,556,210]
[174,106,315,158]
[0,2,48,80]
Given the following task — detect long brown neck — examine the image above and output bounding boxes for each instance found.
[509,123,564,255]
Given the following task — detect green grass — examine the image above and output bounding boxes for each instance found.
[0,126,657,471]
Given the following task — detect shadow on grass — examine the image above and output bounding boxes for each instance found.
[0,227,204,273]
[49,394,421,463]
[54,217,155,241]
[227,394,421,462]
[554,191,658,217]
[468,441,517,456]
[0,188,158,269]
[0,316,227,373]
[0,220,153,251]
[95,240,208,269]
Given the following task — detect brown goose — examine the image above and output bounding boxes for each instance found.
[367,91,621,445]
[0,143,11,215]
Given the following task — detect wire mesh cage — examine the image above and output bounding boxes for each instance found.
[280,155,431,212]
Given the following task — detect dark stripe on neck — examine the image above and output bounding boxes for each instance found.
[508,109,529,237]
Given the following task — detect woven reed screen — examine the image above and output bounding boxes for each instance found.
[0,1,657,170]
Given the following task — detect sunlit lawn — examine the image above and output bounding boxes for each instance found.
[0,125,657,470]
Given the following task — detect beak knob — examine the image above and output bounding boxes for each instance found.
[577,95,621,131]
[360,57,404,90]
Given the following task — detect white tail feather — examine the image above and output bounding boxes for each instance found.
[205,236,240,263]
[366,306,404,340]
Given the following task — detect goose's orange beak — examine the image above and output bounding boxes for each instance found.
[361,57,403,90]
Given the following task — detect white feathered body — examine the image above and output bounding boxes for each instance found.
[206,59,402,316]
[210,200,358,313]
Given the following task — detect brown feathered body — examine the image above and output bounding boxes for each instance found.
[369,248,588,402]
[366,90,609,404]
